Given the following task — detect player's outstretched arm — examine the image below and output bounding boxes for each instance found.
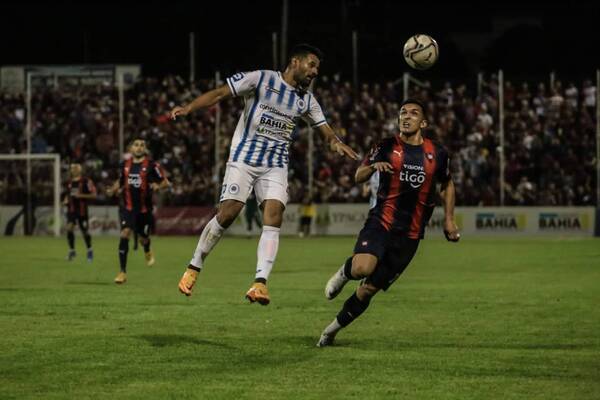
[355,162,393,184]
[316,124,359,160]
[170,85,233,119]
[440,179,460,242]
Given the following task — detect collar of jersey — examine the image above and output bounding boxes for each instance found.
[276,71,306,95]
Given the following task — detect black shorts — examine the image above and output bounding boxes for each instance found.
[353,219,420,291]
[66,212,89,230]
[120,209,152,237]
[300,216,312,226]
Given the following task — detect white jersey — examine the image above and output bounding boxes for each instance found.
[226,70,327,167]
[369,170,379,209]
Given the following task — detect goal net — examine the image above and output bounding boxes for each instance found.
[0,154,61,236]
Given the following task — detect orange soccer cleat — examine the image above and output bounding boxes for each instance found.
[145,250,155,267]
[114,272,127,284]
[245,282,270,305]
[178,267,199,296]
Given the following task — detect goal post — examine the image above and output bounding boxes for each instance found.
[0,153,61,237]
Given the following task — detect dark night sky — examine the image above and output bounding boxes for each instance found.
[2,0,600,82]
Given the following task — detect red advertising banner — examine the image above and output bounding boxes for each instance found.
[154,207,216,235]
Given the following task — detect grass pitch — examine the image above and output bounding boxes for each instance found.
[0,235,599,399]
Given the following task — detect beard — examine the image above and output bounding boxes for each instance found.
[296,74,314,91]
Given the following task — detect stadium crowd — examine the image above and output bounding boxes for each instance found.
[0,74,597,207]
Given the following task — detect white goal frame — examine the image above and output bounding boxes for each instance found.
[0,153,61,236]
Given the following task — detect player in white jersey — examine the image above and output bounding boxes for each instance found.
[368,170,379,209]
[170,44,359,305]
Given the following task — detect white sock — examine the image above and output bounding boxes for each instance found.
[189,216,225,269]
[255,225,280,281]
[323,319,343,336]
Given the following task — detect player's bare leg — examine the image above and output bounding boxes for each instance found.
[317,282,380,347]
[115,228,132,284]
[325,253,377,299]
[179,200,244,296]
[245,199,284,305]
[66,222,76,261]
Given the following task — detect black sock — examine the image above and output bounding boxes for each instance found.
[119,238,129,272]
[343,257,359,280]
[143,237,150,253]
[83,233,92,249]
[254,277,267,284]
[336,292,371,327]
[67,231,75,250]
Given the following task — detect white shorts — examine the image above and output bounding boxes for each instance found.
[220,162,288,206]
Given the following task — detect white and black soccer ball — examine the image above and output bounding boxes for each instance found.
[403,34,439,70]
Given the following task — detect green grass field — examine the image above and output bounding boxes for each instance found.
[0,235,599,399]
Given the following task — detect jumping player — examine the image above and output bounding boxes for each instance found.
[171,44,359,305]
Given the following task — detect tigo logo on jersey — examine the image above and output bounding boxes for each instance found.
[400,164,426,188]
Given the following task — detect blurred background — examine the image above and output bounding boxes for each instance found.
[1,0,599,236]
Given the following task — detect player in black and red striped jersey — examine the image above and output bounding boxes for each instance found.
[316,99,460,347]
[107,138,170,284]
[63,162,97,262]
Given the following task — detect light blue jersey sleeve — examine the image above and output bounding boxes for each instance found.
[303,94,327,128]
[226,71,262,98]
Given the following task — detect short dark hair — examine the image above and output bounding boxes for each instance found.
[129,137,146,145]
[287,43,324,65]
[400,98,427,117]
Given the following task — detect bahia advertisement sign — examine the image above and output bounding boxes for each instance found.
[476,213,526,231]
[538,213,589,231]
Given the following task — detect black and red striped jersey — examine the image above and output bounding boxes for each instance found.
[364,135,450,239]
[119,157,166,213]
[65,177,97,216]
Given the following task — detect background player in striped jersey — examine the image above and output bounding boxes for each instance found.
[170,44,359,305]
[107,138,170,284]
[316,99,460,347]
[63,162,97,262]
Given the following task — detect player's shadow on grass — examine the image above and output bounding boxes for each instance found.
[138,334,237,350]
[391,341,594,351]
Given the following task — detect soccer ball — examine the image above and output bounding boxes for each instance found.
[403,34,439,70]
